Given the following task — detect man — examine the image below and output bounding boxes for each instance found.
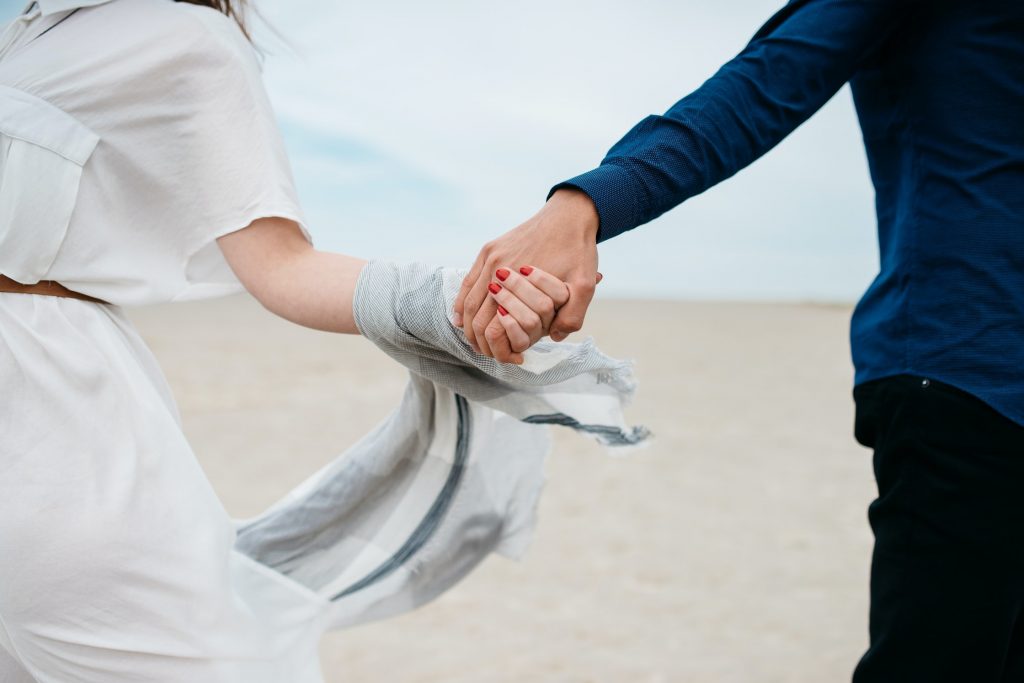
[453,0,1024,680]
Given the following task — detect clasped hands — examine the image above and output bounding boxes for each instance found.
[452,188,602,364]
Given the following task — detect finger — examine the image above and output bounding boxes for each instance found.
[596,272,604,285]
[488,282,544,344]
[496,305,531,356]
[454,252,486,327]
[549,278,595,342]
[514,266,570,309]
[463,270,493,352]
[494,268,556,328]
[483,313,520,364]
[471,295,499,357]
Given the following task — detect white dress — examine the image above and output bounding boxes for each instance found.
[0,2,647,681]
[0,1,325,680]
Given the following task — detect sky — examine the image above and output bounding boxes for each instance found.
[4,0,882,302]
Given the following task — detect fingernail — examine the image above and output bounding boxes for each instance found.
[551,332,565,342]
[520,266,534,276]
[452,312,463,326]
[488,283,501,294]
[497,305,508,316]
[495,268,510,281]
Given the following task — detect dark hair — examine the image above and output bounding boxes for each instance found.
[175,1,249,39]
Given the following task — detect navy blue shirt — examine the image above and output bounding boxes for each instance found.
[554,0,1024,425]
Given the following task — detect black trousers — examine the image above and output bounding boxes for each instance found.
[852,375,1024,682]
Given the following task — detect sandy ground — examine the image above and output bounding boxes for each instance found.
[126,296,876,683]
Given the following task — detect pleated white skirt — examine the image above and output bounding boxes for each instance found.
[0,294,326,682]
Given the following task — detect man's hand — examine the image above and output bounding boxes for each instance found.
[454,188,600,362]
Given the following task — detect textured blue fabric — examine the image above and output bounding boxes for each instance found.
[552,0,1024,425]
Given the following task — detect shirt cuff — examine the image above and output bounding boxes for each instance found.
[548,163,643,243]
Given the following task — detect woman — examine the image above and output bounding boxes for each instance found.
[0,1,644,680]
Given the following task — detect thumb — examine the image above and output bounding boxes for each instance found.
[549,287,593,342]
[453,256,484,325]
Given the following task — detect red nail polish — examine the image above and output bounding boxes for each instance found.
[520,266,534,276]
[495,268,510,281]
[488,283,501,294]
[497,305,508,316]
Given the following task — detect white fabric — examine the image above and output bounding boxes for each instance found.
[0,0,307,306]
[0,296,326,682]
[0,1,648,681]
[31,0,115,17]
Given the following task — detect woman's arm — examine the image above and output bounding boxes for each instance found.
[216,217,367,334]
[216,218,570,349]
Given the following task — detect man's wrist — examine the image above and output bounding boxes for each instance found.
[548,187,599,243]
[549,165,641,242]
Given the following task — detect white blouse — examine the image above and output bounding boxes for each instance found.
[0,0,309,306]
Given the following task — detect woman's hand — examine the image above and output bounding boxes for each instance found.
[454,189,600,358]
[482,265,570,364]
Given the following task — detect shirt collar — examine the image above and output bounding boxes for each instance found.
[27,0,114,17]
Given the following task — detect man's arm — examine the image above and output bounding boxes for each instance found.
[457,0,917,360]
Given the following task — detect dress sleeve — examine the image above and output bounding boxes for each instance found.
[155,8,311,289]
[550,0,918,242]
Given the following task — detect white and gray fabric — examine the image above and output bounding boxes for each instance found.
[236,261,648,630]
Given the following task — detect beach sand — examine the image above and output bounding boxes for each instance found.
[127,295,875,683]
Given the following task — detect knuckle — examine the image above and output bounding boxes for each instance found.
[574,279,596,298]
[484,326,504,343]
[491,341,510,358]
[538,300,555,318]
[559,315,584,332]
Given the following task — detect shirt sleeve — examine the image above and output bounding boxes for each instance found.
[167,8,311,261]
[550,0,917,242]
[109,5,313,299]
